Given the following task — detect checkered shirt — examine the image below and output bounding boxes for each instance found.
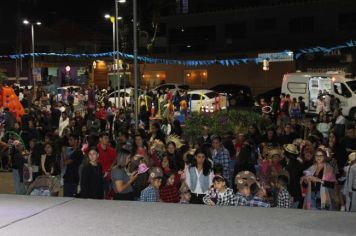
[234,192,248,206]
[203,188,235,206]
[246,196,271,208]
[140,185,160,202]
[212,146,231,183]
[277,187,292,208]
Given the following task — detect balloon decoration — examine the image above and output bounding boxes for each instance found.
[0,86,25,121]
[0,40,355,67]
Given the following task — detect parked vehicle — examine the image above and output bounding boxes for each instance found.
[107,88,150,107]
[210,84,253,107]
[187,89,228,112]
[151,83,189,94]
[256,87,281,103]
[56,86,81,101]
[281,71,356,119]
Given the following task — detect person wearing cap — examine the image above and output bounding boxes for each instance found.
[140,167,163,202]
[233,171,257,206]
[345,152,356,211]
[259,148,284,189]
[283,144,303,208]
[203,175,235,206]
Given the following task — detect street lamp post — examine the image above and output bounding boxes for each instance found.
[133,0,139,129]
[105,14,118,107]
[115,0,121,108]
[23,19,41,93]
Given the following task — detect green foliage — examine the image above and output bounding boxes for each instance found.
[183,110,273,143]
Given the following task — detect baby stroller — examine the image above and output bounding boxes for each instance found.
[26,175,61,196]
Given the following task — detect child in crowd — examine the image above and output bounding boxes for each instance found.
[203,175,235,206]
[234,171,256,206]
[160,172,180,203]
[140,167,163,202]
[179,183,191,204]
[276,175,292,208]
[247,182,271,208]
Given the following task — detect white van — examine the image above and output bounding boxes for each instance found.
[281,71,356,119]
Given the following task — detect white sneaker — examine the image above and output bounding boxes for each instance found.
[340,206,345,211]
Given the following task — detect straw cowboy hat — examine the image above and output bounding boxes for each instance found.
[283,144,299,155]
[235,171,257,189]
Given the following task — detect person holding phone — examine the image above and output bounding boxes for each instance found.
[111,148,138,200]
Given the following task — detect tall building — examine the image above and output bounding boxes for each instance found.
[176,0,189,14]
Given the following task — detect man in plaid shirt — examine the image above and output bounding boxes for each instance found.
[211,136,231,185]
[203,175,235,206]
[140,167,163,202]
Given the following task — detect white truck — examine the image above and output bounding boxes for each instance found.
[281,71,356,119]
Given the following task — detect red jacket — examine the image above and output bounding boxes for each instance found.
[95,108,107,120]
[97,144,116,180]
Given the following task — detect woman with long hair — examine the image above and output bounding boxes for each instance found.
[184,148,214,204]
[111,148,138,200]
[41,142,60,176]
[247,124,262,146]
[166,141,184,172]
[301,148,337,210]
[131,132,149,159]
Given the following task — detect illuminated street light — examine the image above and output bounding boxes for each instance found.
[23,18,42,92]
[104,14,110,19]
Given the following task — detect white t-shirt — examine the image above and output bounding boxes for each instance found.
[185,167,213,194]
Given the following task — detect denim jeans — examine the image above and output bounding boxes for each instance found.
[12,169,25,195]
[311,192,321,210]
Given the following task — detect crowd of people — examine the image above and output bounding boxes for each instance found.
[0,84,356,212]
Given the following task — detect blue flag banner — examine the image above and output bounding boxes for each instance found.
[1,40,356,67]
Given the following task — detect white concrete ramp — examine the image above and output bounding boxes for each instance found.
[0,194,355,236]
